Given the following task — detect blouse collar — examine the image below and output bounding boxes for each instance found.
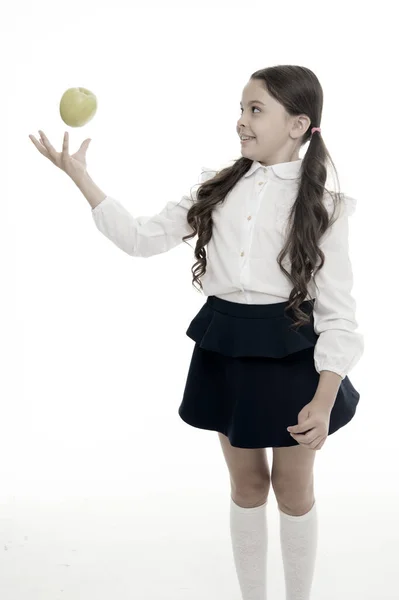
[244,158,303,180]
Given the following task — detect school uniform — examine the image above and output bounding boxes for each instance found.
[91,158,364,449]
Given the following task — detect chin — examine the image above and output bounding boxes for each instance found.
[241,148,256,155]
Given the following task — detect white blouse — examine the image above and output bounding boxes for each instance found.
[91,158,364,379]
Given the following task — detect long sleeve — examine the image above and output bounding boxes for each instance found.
[312,194,364,379]
[91,167,216,257]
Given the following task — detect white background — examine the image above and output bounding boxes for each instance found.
[1,1,397,598]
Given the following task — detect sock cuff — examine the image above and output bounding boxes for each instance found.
[231,497,268,514]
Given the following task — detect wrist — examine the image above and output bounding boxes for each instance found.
[312,393,335,411]
[317,369,342,392]
[71,170,90,187]
[72,172,107,210]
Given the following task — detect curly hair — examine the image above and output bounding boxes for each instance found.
[182,65,344,330]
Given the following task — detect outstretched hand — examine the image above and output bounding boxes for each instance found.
[29,130,91,182]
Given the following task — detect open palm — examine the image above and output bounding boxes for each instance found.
[29,130,91,182]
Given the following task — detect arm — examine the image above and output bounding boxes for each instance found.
[311,195,364,388]
[73,172,107,209]
[314,370,343,410]
[77,167,217,257]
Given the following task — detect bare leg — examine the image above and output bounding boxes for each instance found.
[218,433,270,599]
[272,445,318,600]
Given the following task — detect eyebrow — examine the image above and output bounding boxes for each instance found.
[240,100,266,106]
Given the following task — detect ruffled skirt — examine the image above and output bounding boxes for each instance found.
[178,295,360,448]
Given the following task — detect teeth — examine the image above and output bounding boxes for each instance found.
[241,136,254,140]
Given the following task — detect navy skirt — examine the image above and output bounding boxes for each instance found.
[178,295,360,449]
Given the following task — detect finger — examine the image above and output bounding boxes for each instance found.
[74,138,91,158]
[291,432,318,446]
[29,134,39,147]
[62,131,69,155]
[32,135,45,147]
[312,433,327,449]
[38,131,57,159]
[314,436,326,450]
[290,428,316,441]
[296,438,320,449]
[290,434,310,447]
[310,435,323,449]
[289,423,313,434]
[29,134,41,146]
[29,134,50,157]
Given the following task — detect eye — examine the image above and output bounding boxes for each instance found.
[239,106,261,114]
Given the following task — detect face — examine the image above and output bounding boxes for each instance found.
[237,79,309,165]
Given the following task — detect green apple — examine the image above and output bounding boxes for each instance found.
[59,87,97,127]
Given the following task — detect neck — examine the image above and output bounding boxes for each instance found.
[258,148,300,167]
[259,156,300,167]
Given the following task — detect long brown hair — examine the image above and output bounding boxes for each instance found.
[182,65,344,330]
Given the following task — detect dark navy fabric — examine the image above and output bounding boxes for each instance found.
[178,295,360,448]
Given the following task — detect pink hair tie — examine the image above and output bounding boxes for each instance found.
[311,127,321,135]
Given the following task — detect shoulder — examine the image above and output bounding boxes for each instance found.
[323,190,358,218]
[342,194,358,217]
[186,167,219,204]
[199,166,219,183]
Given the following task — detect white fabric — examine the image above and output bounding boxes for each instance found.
[279,501,318,600]
[91,158,364,378]
[230,497,268,600]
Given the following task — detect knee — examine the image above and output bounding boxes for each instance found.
[231,476,271,508]
[272,476,314,515]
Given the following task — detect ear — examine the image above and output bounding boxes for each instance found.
[291,114,311,139]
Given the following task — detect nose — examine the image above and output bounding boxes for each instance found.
[237,117,248,131]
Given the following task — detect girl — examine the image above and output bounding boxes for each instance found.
[29,64,364,600]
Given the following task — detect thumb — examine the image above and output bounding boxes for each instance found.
[79,138,92,151]
[288,415,311,433]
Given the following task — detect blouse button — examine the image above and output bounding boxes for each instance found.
[247,215,252,220]
[258,181,264,186]
[240,251,245,257]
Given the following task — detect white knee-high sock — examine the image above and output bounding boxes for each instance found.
[279,500,318,600]
[230,497,268,600]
